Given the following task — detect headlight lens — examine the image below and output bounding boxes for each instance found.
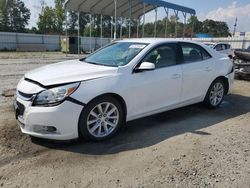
[33,82,80,106]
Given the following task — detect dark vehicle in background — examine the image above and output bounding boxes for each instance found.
[234,45,250,79]
[234,46,250,61]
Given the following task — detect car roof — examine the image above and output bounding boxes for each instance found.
[204,42,216,45]
[116,38,203,45]
[113,38,222,58]
[216,42,230,45]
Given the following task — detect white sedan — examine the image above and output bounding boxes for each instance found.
[204,42,233,57]
[15,39,234,141]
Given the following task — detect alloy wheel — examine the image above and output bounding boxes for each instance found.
[86,102,120,138]
[209,82,224,106]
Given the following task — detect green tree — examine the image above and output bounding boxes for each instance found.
[216,21,231,37]
[79,12,89,36]
[84,23,97,37]
[61,11,89,35]
[101,15,112,38]
[54,0,65,33]
[37,0,66,34]
[28,26,38,33]
[202,19,230,37]
[11,0,31,32]
[140,15,230,38]
[37,6,56,34]
[0,0,30,32]
[67,11,78,34]
[187,16,202,34]
[0,0,9,31]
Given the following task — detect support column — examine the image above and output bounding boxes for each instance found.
[154,7,158,38]
[182,12,187,38]
[191,14,194,39]
[78,11,80,55]
[128,0,131,38]
[114,0,117,40]
[110,16,113,41]
[100,14,103,47]
[65,10,68,55]
[164,8,169,38]
[142,3,145,37]
[137,18,140,38]
[174,10,179,38]
[90,14,92,52]
[120,18,123,39]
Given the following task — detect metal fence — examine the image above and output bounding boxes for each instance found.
[0,32,111,52]
[192,37,250,49]
[0,32,250,52]
[80,37,111,52]
[0,32,61,51]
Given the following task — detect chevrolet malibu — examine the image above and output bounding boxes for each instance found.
[15,39,234,141]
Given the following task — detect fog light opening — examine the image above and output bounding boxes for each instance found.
[47,126,57,133]
[33,125,58,134]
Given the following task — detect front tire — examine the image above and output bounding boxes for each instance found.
[204,79,225,109]
[79,96,123,141]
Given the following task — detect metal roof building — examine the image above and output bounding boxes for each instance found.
[65,0,196,53]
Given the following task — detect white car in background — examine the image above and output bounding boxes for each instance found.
[205,42,233,57]
[15,39,234,141]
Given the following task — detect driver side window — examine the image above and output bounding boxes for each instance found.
[142,43,177,69]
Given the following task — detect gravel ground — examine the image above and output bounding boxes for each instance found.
[0,56,250,188]
[0,53,79,103]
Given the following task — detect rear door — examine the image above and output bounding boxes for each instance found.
[179,42,215,102]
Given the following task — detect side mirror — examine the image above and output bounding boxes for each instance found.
[135,62,155,72]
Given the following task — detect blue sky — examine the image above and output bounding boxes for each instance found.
[23,0,250,32]
[167,0,247,14]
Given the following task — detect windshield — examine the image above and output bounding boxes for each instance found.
[82,42,148,67]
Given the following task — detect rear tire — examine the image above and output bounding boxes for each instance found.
[78,96,123,141]
[204,79,225,109]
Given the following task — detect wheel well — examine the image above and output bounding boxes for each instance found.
[88,93,127,121]
[214,76,229,94]
[77,93,127,138]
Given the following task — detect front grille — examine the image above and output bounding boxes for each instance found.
[16,101,25,116]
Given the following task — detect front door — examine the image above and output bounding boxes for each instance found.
[126,43,182,119]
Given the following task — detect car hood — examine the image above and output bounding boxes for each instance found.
[25,59,118,86]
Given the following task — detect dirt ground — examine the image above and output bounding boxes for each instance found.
[0,54,250,188]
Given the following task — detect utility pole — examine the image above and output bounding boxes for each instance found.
[233,18,237,37]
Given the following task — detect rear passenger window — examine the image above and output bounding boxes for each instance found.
[202,49,212,60]
[180,43,211,63]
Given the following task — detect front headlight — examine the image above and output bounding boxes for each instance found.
[33,82,80,106]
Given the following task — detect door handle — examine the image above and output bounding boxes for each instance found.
[205,67,212,72]
[171,74,181,79]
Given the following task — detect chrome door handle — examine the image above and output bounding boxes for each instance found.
[171,74,181,79]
